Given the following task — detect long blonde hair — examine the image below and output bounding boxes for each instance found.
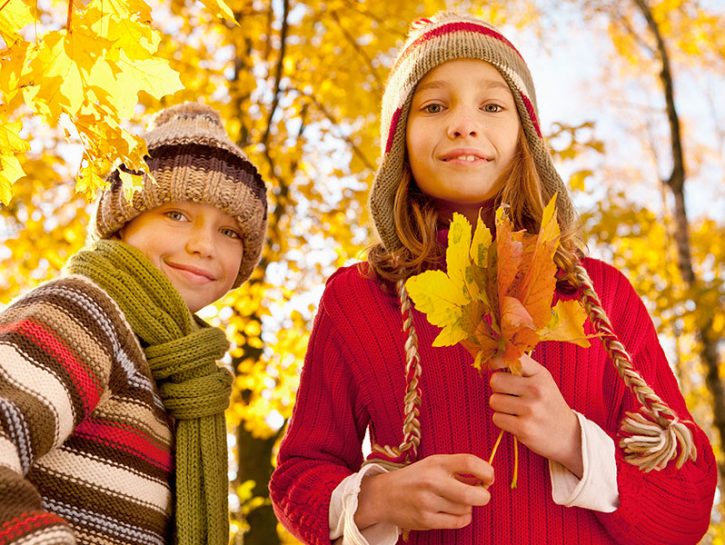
[367,128,585,285]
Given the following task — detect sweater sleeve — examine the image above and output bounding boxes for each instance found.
[270,291,370,545]
[0,279,114,544]
[587,261,717,545]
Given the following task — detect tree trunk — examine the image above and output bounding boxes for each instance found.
[236,419,281,545]
[632,0,725,483]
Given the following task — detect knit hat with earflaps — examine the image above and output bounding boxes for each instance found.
[92,102,268,288]
[365,12,696,476]
[370,12,576,252]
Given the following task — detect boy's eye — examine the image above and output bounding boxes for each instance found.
[422,103,444,114]
[482,103,503,113]
[165,210,188,221]
[221,228,241,240]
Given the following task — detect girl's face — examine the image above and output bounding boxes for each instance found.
[120,201,243,312]
[406,59,520,212]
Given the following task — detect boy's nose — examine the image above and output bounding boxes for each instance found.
[186,227,215,256]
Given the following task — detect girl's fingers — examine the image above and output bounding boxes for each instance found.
[411,511,473,531]
[438,477,491,506]
[438,453,494,486]
[425,495,474,516]
[488,392,523,415]
[489,371,527,396]
[491,412,519,435]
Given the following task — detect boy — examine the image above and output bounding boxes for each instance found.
[0,103,267,545]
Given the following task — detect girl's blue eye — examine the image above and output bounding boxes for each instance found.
[483,103,503,113]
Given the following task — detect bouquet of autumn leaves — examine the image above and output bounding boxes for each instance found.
[405,195,591,486]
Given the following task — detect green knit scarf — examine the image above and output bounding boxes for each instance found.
[66,239,232,545]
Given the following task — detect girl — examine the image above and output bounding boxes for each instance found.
[270,12,716,545]
[0,103,267,545]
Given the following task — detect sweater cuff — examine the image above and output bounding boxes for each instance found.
[329,464,400,545]
[549,411,619,513]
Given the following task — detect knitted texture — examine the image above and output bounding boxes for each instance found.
[0,274,174,545]
[65,240,232,545]
[270,259,717,545]
[93,102,268,287]
[370,13,576,251]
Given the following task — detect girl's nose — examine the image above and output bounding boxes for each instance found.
[447,108,479,139]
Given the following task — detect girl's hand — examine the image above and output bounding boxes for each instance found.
[488,353,583,477]
[354,453,494,531]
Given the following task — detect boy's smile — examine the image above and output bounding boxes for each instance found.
[120,201,243,312]
[406,59,520,208]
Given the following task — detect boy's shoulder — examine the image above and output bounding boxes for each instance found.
[2,274,129,332]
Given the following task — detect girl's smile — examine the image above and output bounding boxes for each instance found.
[440,148,493,164]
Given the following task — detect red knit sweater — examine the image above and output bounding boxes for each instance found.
[270,257,716,545]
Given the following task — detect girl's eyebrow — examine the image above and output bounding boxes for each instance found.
[416,79,511,92]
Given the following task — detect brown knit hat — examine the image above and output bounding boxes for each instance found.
[93,102,268,287]
[370,12,576,250]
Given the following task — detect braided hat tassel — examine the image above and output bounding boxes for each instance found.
[574,264,697,471]
[364,280,423,472]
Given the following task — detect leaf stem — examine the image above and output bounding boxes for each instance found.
[488,429,505,465]
[66,0,72,31]
[511,437,519,489]
[0,0,12,14]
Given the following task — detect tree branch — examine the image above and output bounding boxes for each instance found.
[330,10,384,95]
[261,0,289,153]
[294,89,375,172]
[339,0,407,38]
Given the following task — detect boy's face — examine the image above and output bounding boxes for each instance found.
[120,201,243,313]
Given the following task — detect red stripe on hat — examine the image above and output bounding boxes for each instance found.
[385,107,403,153]
[395,22,525,72]
[520,92,542,138]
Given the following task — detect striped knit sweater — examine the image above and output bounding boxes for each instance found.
[270,257,717,545]
[0,274,173,545]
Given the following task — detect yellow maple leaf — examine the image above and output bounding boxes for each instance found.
[447,213,478,301]
[86,5,159,59]
[405,269,470,347]
[25,31,84,119]
[115,51,184,102]
[199,0,239,25]
[0,0,34,43]
[91,0,152,25]
[0,153,26,205]
[0,120,30,204]
[539,300,591,348]
[470,213,493,268]
[0,41,29,105]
